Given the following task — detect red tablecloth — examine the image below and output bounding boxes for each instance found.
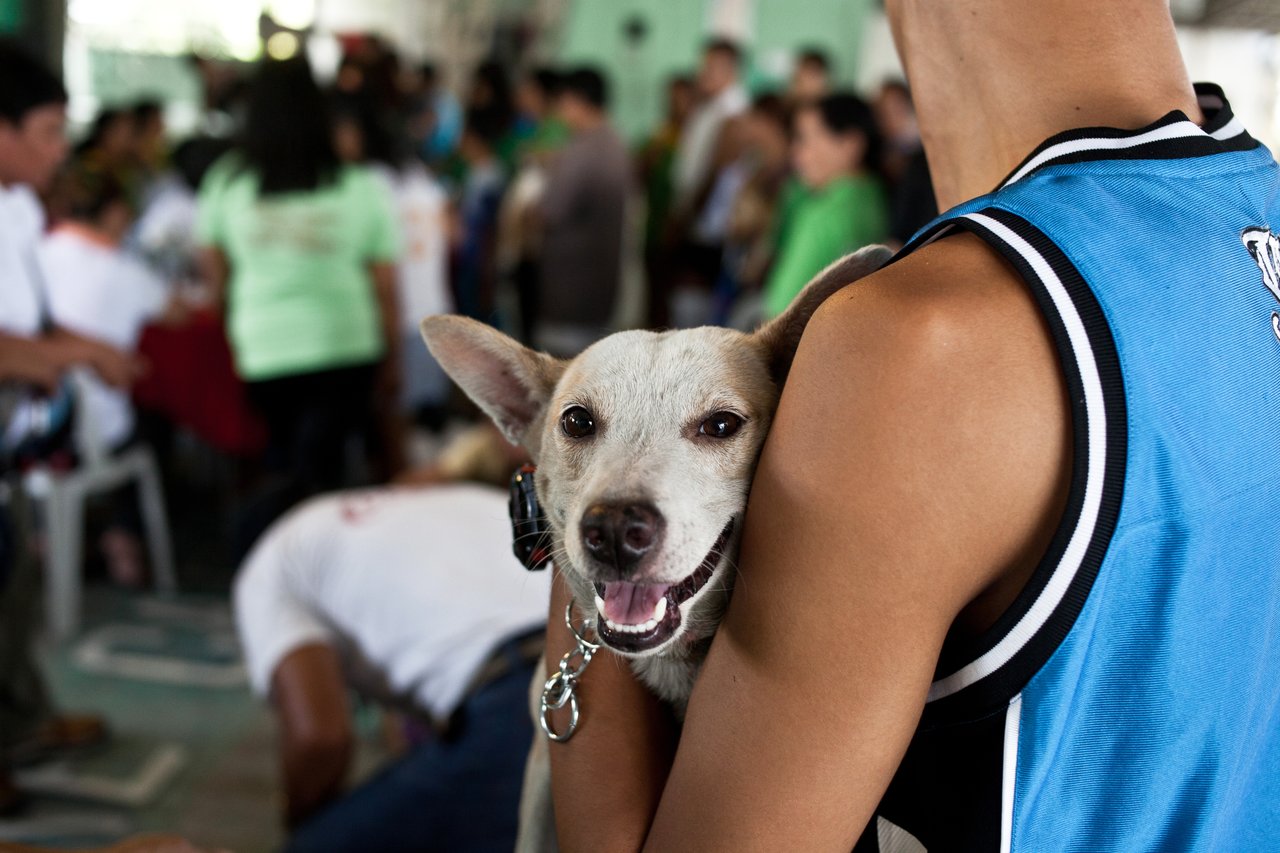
[133,309,267,455]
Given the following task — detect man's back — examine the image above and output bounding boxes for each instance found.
[868,85,1280,852]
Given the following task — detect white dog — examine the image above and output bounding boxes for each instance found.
[421,245,890,850]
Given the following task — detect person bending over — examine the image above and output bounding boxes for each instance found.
[234,482,550,853]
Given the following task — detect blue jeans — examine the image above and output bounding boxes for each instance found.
[284,656,537,853]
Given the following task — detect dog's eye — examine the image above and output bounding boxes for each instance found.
[561,406,596,439]
[699,412,743,439]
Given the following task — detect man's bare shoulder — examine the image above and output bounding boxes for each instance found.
[810,232,1047,365]
[765,231,1073,635]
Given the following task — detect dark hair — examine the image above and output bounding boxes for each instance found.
[330,90,398,167]
[63,162,131,222]
[463,105,507,149]
[75,109,130,157]
[239,58,339,195]
[810,92,882,173]
[469,61,514,128]
[529,67,563,100]
[172,136,233,191]
[0,40,68,125]
[131,99,163,127]
[797,47,831,73]
[559,66,608,110]
[749,92,788,133]
[704,38,743,67]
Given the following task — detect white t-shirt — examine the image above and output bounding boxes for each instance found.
[38,226,168,448]
[233,483,552,720]
[0,183,48,336]
[371,162,451,329]
[674,83,749,207]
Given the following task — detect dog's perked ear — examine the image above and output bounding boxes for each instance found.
[753,244,893,384]
[420,316,566,450]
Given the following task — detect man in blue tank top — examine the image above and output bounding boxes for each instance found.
[541,1,1280,849]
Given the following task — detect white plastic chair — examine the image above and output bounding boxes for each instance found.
[22,368,177,642]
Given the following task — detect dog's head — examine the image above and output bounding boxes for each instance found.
[422,246,890,658]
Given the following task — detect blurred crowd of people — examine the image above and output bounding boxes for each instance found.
[1,31,937,852]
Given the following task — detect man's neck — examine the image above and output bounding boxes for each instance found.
[888,0,1202,210]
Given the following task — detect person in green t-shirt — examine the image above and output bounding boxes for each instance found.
[195,58,401,555]
[763,92,889,318]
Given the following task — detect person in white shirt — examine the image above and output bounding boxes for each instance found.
[234,482,551,852]
[0,40,140,819]
[40,169,172,450]
[672,38,749,209]
[332,94,452,421]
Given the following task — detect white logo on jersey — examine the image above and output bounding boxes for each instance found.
[1241,227,1280,341]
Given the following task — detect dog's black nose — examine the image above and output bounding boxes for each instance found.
[581,502,664,576]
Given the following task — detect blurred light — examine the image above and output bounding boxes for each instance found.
[266,30,300,60]
[307,33,342,84]
[269,0,315,31]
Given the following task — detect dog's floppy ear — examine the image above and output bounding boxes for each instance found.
[421,315,566,448]
[754,244,893,384]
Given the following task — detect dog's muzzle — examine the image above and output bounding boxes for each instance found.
[591,519,734,654]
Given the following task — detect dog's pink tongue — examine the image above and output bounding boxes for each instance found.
[601,582,669,625]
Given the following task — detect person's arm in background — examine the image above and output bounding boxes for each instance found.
[0,333,62,392]
[545,233,1072,850]
[270,643,354,828]
[195,246,229,313]
[0,329,141,390]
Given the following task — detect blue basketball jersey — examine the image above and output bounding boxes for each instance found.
[854,85,1280,852]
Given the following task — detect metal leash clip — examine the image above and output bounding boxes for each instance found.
[540,601,601,742]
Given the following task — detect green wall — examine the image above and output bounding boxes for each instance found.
[557,0,874,143]
[0,0,22,34]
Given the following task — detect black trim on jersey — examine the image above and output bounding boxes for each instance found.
[993,83,1257,190]
[896,209,1128,728]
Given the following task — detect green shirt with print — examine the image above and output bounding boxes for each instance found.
[197,157,400,381]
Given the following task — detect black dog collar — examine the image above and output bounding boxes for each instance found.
[509,463,553,571]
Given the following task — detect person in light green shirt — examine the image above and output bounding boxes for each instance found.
[196,152,399,381]
[195,58,402,556]
[763,93,889,318]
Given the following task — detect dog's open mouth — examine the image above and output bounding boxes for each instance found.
[592,519,733,654]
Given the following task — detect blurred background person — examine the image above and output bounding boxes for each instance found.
[330,89,451,436]
[195,58,401,558]
[874,78,937,246]
[660,39,748,327]
[499,67,567,345]
[234,480,550,853]
[712,92,793,327]
[408,62,461,167]
[535,66,629,357]
[672,38,748,211]
[788,46,833,105]
[637,75,696,322]
[38,165,185,587]
[762,92,888,318]
[450,106,506,324]
[0,40,140,820]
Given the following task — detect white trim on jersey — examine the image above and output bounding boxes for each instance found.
[1003,120,1206,187]
[926,212,1109,702]
[1000,694,1023,853]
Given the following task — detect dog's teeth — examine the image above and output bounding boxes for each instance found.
[594,595,607,615]
[653,597,667,622]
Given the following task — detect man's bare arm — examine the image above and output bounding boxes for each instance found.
[270,643,354,828]
[547,234,1071,850]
